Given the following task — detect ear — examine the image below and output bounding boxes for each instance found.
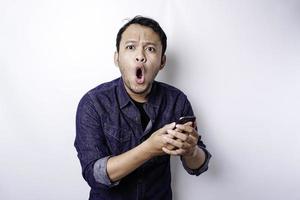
[114,51,119,67]
[160,54,166,70]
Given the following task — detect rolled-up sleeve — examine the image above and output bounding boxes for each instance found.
[93,156,120,186]
[74,93,117,189]
[181,142,212,176]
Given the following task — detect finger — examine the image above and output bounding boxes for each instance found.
[162,147,186,156]
[167,129,188,141]
[184,121,194,127]
[181,141,192,150]
[165,132,175,139]
[186,136,195,145]
[186,134,199,146]
[160,122,176,134]
[165,143,176,150]
[187,128,200,139]
[175,124,194,133]
[174,128,183,132]
[164,136,185,149]
[166,122,176,130]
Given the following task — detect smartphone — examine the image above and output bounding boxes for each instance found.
[171,116,196,140]
[176,116,196,125]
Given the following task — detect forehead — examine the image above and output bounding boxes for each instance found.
[121,24,161,44]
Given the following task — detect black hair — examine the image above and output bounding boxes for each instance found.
[116,16,167,56]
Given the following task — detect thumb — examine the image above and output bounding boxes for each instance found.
[158,122,176,135]
[164,122,176,131]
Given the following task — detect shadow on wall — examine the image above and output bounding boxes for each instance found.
[156,50,178,85]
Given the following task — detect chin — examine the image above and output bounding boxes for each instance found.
[131,84,151,95]
[132,87,148,95]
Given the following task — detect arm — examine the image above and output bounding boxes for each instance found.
[106,122,175,182]
[181,144,206,169]
[75,94,111,189]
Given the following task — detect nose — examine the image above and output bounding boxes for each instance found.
[135,49,146,63]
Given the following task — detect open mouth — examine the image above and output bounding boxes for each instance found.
[136,68,143,79]
[135,67,145,84]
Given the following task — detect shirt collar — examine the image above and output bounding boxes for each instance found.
[146,81,161,108]
[117,77,131,109]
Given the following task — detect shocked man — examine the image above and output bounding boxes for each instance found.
[75,16,211,200]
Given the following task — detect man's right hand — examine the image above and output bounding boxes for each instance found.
[144,122,176,156]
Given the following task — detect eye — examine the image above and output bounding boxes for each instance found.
[125,45,135,50]
[146,46,156,52]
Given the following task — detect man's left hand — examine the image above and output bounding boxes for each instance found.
[162,122,200,156]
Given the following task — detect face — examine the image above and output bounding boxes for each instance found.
[115,24,166,102]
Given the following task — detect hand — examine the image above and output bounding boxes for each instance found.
[162,122,200,156]
[164,127,184,151]
[144,122,176,156]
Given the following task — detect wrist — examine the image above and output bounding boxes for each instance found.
[141,140,156,158]
[184,147,198,158]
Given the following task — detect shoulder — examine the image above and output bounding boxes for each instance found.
[78,78,120,108]
[155,81,188,99]
[152,81,194,117]
[88,78,119,97]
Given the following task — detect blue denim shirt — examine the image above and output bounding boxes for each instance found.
[75,77,211,200]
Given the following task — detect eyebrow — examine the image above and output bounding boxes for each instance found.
[124,40,158,46]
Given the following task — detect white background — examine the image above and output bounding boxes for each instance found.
[1,0,300,200]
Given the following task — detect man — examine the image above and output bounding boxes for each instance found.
[75,16,211,200]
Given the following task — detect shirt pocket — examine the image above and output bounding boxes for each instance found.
[103,123,132,155]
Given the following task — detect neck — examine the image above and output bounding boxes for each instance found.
[124,85,152,103]
[127,91,148,103]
